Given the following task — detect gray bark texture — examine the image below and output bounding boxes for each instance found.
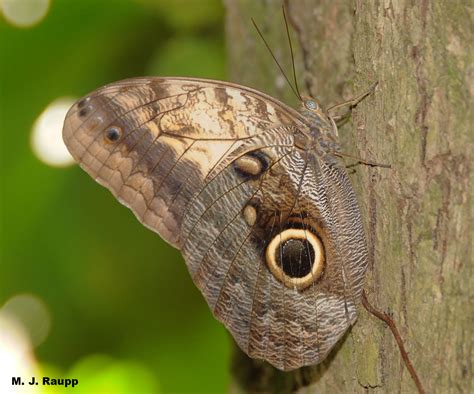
[225,0,472,393]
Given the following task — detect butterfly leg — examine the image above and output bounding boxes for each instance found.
[329,82,389,168]
[332,112,352,128]
[328,81,379,126]
[328,81,378,112]
[335,151,391,169]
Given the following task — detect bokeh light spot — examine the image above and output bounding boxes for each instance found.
[0,0,50,28]
[31,97,76,167]
[0,314,39,393]
[2,294,51,347]
[71,355,160,394]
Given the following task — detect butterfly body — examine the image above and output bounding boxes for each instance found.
[63,77,368,371]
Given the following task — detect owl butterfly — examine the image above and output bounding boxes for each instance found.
[63,76,371,371]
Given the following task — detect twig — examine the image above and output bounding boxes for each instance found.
[362,290,425,394]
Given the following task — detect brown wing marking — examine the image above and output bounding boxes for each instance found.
[63,78,304,247]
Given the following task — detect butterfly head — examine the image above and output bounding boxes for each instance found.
[302,97,321,111]
[300,95,330,120]
[299,96,339,145]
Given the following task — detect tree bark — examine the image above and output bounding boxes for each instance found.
[225,0,472,393]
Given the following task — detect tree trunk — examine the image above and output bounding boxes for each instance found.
[225,0,472,393]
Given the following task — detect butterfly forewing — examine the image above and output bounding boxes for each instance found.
[63,77,368,371]
[63,78,305,247]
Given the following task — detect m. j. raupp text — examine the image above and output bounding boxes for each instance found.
[12,376,78,387]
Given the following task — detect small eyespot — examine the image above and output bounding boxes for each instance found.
[78,107,90,117]
[243,204,257,226]
[233,151,269,179]
[105,127,122,143]
[77,97,90,108]
[305,100,318,110]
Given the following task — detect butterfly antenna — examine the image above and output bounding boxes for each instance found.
[282,6,302,101]
[251,18,301,102]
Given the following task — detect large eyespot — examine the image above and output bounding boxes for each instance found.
[304,99,318,110]
[265,228,325,290]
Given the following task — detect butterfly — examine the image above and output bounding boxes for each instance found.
[62,76,370,371]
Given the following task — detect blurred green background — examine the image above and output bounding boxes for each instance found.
[0,0,230,393]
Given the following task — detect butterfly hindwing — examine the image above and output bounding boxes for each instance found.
[181,140,367,369]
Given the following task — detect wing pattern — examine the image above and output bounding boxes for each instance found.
[63,77,368,370]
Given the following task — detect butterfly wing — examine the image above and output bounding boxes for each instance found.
[63,77,307,247]
[63,77,368,370]
[182,142,368,370]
